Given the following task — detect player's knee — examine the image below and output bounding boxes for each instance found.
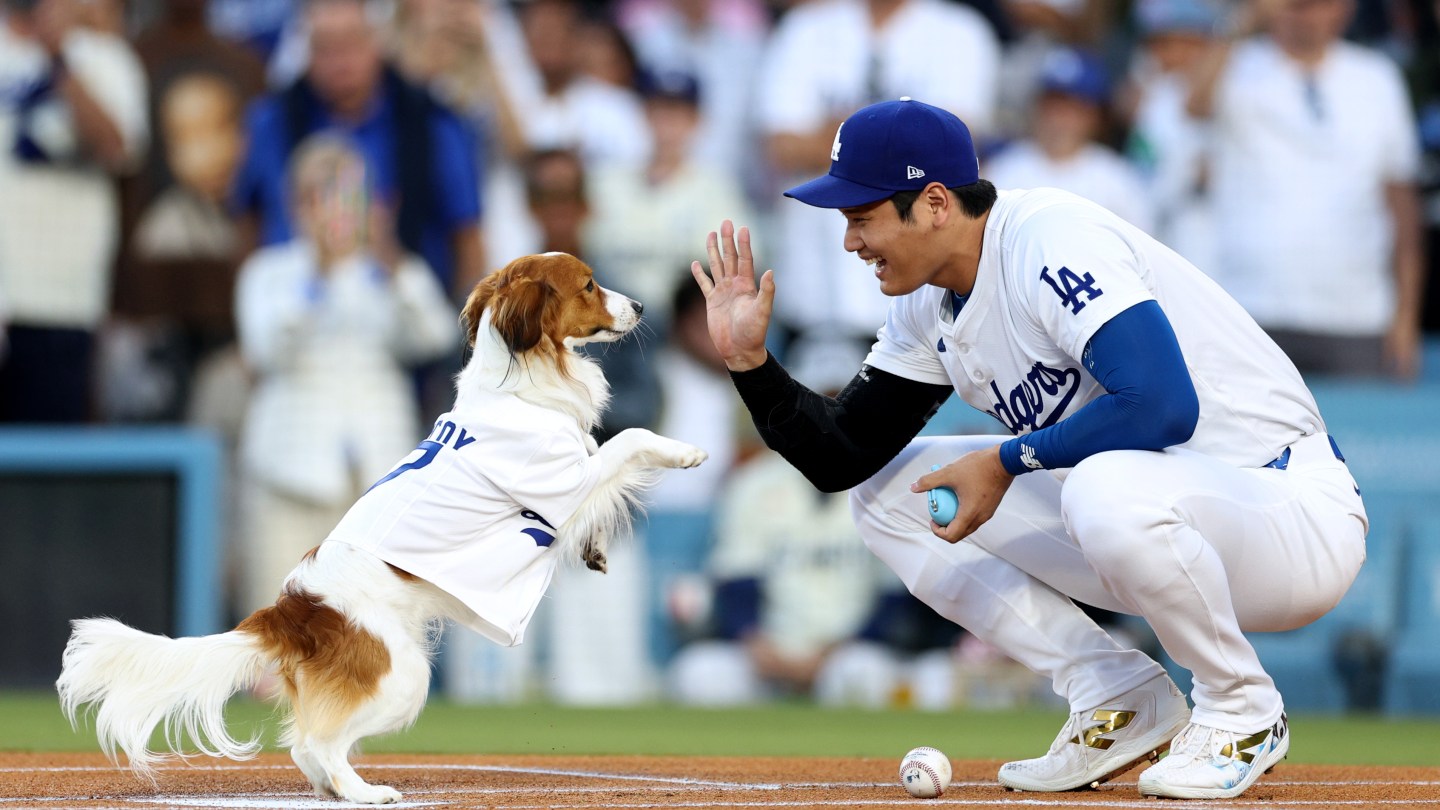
[1060,452,1157,555]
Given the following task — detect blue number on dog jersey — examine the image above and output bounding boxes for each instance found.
[365,440,442,493]
[519,509,556,547]
[1040,265,1104,314]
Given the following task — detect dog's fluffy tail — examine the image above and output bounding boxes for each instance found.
[57,617,274,776]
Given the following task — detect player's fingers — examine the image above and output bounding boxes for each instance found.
[704,230,727,281]
[720,219,738,273]
[756,269,776,313]
[690,260,715,296]
[737,225,756,282]
[910,472,938,493]
[931,519,963,544]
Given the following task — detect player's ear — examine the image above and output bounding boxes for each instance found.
[921,179,956,223]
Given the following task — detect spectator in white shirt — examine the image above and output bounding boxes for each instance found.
[756,0,1000,355]
[0,0,148,422]
[617,0,769,176]
[1121,0,1222,271]
[584,70,753,325]
[518,0,651,167]
[984,47,1156,234]
[233,134,457,614]
[1188,0,1426,378]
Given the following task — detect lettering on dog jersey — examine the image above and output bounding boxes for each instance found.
[519,509,556,547]
[367,418,478,492]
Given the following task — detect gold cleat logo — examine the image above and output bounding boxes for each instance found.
[1221,727,1274,764]
[1071,710,1136,750]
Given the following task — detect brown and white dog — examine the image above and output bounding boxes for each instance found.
[57,253,706,804]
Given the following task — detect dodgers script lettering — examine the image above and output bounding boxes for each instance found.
[986,362,1082,434]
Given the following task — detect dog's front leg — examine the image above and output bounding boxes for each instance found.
[602,428,708,470]
[577,429,708,572]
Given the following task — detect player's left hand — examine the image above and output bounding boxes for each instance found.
[911,446,1014,543]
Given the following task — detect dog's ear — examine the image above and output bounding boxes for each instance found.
[489,267,554,354]
[459,275,500,348]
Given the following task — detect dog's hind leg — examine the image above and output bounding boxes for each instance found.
[301,635,431,805]
[289,739,337,798]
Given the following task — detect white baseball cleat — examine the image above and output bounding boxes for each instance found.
[998,673,1190,792]
[1136,713,1289,799]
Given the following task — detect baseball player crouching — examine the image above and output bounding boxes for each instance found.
[690,98,1367,800]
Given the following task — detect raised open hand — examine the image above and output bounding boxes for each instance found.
[689,220,776,371]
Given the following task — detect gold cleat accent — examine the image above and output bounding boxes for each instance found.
[1070,710,1138,751]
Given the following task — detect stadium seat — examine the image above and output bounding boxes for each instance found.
[640,509,715,665]
[1382,516,1440,716]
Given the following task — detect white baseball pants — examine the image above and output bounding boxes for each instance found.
[850,432,1367,732]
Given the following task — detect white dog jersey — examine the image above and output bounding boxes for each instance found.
[863,188,1324,468]
[326,390,603,646]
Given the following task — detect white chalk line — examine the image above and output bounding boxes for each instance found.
[10,799,1440,810]
[5,761,1439,809]
[4,762,1437,789]
[6,791,1440,810]
[480,795,1440,801]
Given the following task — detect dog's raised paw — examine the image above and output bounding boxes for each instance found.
[667,444,708,469]
[584,547,608,573]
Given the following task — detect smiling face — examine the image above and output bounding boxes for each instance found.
[840,197,939,297]
[837,182,987,296]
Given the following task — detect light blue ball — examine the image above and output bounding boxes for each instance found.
[927,463,958,526]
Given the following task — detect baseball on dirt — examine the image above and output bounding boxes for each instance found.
[899,746,952,798]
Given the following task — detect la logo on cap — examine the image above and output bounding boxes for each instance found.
[906,165,925,180]
[831,122,844,162]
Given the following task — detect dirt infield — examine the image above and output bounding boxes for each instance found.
[1,752,1437,809]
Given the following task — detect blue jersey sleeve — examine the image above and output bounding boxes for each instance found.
[998,300,1199,475]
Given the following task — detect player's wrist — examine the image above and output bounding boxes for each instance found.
[998,439,1036,476]
[724,349,770,373]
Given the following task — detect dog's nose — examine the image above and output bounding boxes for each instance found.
[631,299,643,316]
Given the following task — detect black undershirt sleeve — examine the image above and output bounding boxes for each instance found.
[729,353,954,493]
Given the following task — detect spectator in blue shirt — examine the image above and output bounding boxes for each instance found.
[231,0,485,299]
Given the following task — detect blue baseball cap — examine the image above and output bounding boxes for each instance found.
[1135,0,1221,35]
[1039,47,1110,106]
[783,98,980,209]
[636,68,701,105]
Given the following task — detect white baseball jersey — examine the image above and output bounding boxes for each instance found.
[848,189,1366,730]
[326,391,604,646]
[864,188,1323,468]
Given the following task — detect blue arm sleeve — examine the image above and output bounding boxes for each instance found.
[998,300,1199,475]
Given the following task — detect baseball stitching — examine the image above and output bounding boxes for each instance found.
[907,761,942,795]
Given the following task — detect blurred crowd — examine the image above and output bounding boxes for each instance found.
[2,0,1438,707]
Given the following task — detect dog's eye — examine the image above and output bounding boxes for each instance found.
[585,280,595,293]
